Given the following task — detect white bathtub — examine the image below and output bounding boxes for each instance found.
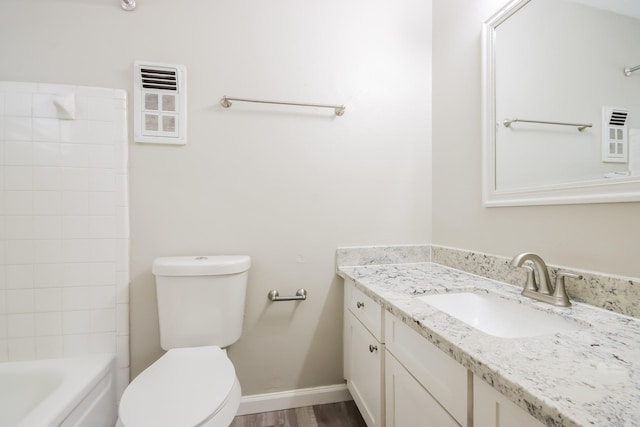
[0,355,117,427]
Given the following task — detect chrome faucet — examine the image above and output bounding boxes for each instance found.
[510,252,582,307]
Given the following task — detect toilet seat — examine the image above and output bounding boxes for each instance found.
[118,346,240,427]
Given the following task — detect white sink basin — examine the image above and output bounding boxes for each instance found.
[417,291,588,338]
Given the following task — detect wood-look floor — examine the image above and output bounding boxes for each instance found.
[230,401,367,427]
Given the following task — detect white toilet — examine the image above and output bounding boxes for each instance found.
[117,255,251,427]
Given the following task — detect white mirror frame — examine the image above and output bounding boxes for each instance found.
[482,0,640,207]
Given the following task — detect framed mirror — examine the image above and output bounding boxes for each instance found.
[482,0,640,206]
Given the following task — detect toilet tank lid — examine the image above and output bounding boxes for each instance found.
[152,256,251,276]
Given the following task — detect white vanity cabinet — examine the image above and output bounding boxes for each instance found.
[384,314,469,427]
[474,375,545,427]
[343,279,385,427]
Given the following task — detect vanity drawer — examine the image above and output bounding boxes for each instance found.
[345,279,383,341]
[385,314,469,426]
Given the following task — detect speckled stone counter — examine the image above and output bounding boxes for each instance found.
[337,262,640,427]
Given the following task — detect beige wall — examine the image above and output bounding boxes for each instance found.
[432,0,640,278]
[0,0,432,393]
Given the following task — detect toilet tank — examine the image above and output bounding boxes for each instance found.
[152,256,250,350]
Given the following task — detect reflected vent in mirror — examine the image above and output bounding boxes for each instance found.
[602,107,629,163]
[134,61,187,145]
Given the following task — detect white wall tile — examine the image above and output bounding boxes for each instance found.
[88,121,114,145]
[116,367,129,401]
[62,216,89,239]
[4,191,33,215]
[63,311,90,334]
[8,337,35,361]
[5,216,33,239]
[7,313,34,337]
[35,336,63,359]
[33,263,63,288]
[88,145,115,169]
[91,286,115,309]
[62,287,90,310]
[62,239,91,263]
[61,168,89,191]
[115,239,129,272]
[33,142,61,166]
[63,334,90,357]
[2,84,128,364]
[33,240,62,263]
[115,207,129,238]
[63,263,90,287]
[115,174,128,207]
[5,265,33,289]
[5,141,33,165]
[33,94,58,118]
[89,262,115,286]
[116,303,128,336]
[6,289,34,314]
[5,117,33,140]
[116,272,129,304]
[89,192,116,215]
[91,239,116,262]
[90,216,116,238]
[33,167,61,190]
[89,169,115,191]
[35,311,62,335]
[62,191,89,215]
[90,332,115,353]
[34,288,62,313]
[33,191,61,215]
[91,309,115,332]
[5,240,34,264]
[88,98,115,122]
[33,118,59,141]
[0,340,7,362]
[60,120,89,143]
[60,143,89,167]
[5,166,33,190]
[116,335,129,368]
[32,216,62,239]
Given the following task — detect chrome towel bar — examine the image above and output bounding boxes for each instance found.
[268,289,308,302]
[503,118,592,132]
[220,96,345,116]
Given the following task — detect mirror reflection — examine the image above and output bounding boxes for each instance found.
[489,0,640,195]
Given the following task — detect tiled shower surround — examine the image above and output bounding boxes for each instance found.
[0,81,129,396]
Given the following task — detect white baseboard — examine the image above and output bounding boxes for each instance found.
[236,383,352,416]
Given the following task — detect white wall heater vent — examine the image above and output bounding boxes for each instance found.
[602,107,629,163]
[134,61,187,145]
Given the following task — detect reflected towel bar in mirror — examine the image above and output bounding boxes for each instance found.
[503,118,592,132]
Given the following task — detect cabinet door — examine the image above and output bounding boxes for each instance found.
[346,312,384,427]
[386,352,460,427]
[474,375,544,427]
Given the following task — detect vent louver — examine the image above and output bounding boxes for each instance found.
[602,107,629,163]
[609,110,628,126]
[134,61,187,145]
[140,68,177,91]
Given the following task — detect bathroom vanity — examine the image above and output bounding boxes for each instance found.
[339,260,640,427]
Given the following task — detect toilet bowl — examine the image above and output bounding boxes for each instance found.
[117,347,240,427]
[117,256,250,427]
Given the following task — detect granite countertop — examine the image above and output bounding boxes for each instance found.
[337,262,640,427]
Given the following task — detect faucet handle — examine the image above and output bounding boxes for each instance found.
[522,264,537,292]
[552,271,583,307]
